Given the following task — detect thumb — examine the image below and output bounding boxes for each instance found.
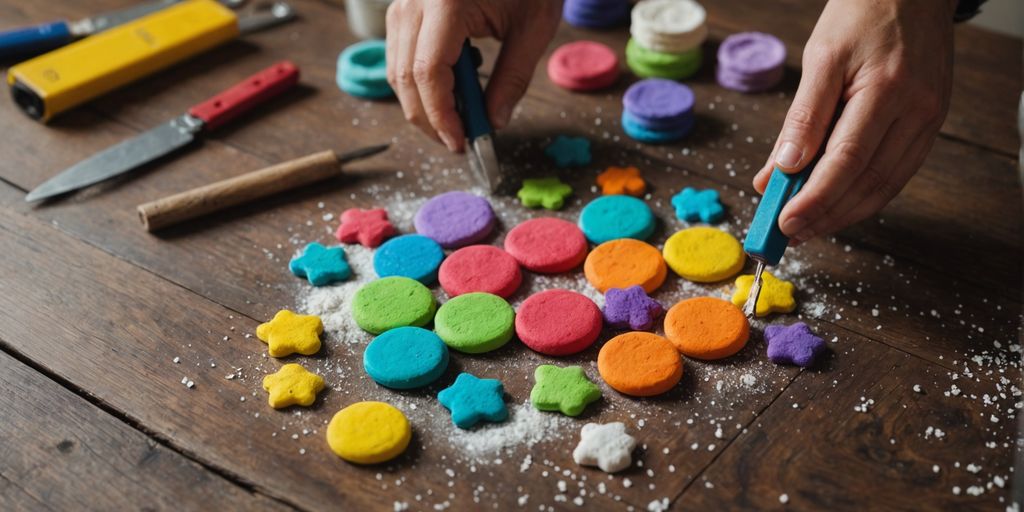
[484,27,551,130]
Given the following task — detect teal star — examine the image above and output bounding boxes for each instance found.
[289,242,352,286]
[530,365,601,417]
[671,187,725,223]
[438,373,508,429]
[518,177,573,210]
[544,136,592,168]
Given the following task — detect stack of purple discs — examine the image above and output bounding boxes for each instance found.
[620,78,696,143]
[563,0,631,29]
[716,32,786,93]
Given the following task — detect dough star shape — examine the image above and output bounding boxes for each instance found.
[671,187,725,223]
[603,285,664,331]
[437,372,508,429]
[530,365,601,417]
[289,242,352,286]
[262,363,325,408]
[764,322,826,367]
[596,166,646,196]
[572,422,637,473]
[335,207,396,248]
[518,177,574,210]
[544,135,592,168]
[730,271,796,317]
[255,310,323,357]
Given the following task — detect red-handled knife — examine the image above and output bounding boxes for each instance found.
[26,60,300,202]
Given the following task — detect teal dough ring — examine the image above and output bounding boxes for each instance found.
[337,40,394,99]
[579,195,656,244]
[434,293,515,354]
[374,234,445,285]
[353,276,437,334]
[363,326,449,389]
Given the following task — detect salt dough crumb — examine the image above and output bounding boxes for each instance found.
[779,494,789,504]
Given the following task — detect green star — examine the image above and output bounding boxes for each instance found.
[517,177,573,210]
[530,365,601,416]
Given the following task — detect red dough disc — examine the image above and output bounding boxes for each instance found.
[438,245,522,298]
[503,218,588,274]
[547,41,620,91]
[515,289,602,356]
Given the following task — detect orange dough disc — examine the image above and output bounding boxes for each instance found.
[663,297,749,360]
[597,332,683,396]
[583,239,667,293]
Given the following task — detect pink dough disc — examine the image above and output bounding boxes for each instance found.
[515,289,602,356]
[503,218,588,274]
[438,245,522,298]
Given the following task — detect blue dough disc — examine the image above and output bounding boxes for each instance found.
[621,111,693,144]
[374,234,445,284]
[337,40,394,99]
[579,195,656,244]
[364,326,449,389]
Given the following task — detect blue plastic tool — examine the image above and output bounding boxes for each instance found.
[452,39,502,192]
[743,165,813,266]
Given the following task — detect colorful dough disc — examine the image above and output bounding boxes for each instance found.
[352,277,437,334]
[717,31,786,77]
[503,218,588,273]
[326,401,411,464]
[373,234,445,285]
[336,40,394,99]
[664,297,749,359]
[515,289,602,356]
[547,41,620,91]
[622,79,695,123]
[363,326,449,389]
[662,227,745,282]
[621,111,694,143]
[438,245,522,298]
[625,38,702,79]
[414,191,496,249]
[597,331,683,396]
[563,0,630,29]
[584,239,667,293]
[434,293,515,354]
[578,195,656,244]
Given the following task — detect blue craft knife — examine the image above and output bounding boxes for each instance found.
[0,0,184,62]
[452,39,502,193]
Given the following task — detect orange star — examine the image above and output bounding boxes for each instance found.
[597,166,646,196]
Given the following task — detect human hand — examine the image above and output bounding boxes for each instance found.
[752,0,957,244]
[385,0,563,152]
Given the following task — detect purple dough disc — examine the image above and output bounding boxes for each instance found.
[717,32,786,76]
[414,191,496,249]
[716,66,784,93]
[622,79,695,122]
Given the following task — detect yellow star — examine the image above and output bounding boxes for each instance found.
[730,271,796,317]
[262,363,325,408]
[255,310,323,357]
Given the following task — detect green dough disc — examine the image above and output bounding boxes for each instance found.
[353,277,437,334]
[434,293,515,354]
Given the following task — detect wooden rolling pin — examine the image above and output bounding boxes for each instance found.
[137,145,389,231]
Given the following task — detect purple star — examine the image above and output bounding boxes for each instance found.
[603,286,664,331]
[765,322,827,367]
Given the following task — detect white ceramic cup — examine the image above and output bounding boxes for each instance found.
[345,0,392,40]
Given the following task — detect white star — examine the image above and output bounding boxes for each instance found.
[572,422,637,473]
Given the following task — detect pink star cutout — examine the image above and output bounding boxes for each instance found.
[335,208,396,248]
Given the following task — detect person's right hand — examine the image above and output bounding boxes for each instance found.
[386,0,563,152]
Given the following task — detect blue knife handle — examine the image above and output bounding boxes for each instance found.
[452,40,492,140]
[743,165,813,266]
[0,21,74,61]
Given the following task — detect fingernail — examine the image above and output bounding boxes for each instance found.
[775,142,803,169]
[492,104,512,130]
[792,229,814,243]
[780,216,808,236]
[439,131,458,152]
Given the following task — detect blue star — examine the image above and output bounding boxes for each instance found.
[544,135,592,168]
[438,372,508,429]
[765,322,827,367]
[671,187,725,223]
[289,242,352,286]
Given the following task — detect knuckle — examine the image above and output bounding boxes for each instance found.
[783,104,818,136]
[831,140,869,173]
[395,66,415,87]
[860,164,890,196]
[803,44,840,71]
[502,72,533,97]
[411,58,437,84]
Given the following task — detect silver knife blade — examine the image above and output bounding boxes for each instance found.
[237,2,296,34]
[71,0,181,36]
[26,114,203,202]
[467,134,502,193]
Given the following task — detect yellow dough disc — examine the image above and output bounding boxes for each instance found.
[326,402,411,464]
[662,227,745,282]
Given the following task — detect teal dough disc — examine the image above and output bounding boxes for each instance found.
[578,195,656,244]
[374,234,445,285]
[363,326,449,389]
[337,39,395,99]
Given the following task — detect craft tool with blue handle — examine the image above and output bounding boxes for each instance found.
[452,40,502,193]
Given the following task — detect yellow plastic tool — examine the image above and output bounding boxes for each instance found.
[7,0,238,122]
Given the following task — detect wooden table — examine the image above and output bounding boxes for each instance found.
[1,1,1021,510]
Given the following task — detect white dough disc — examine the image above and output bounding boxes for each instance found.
[630,23,708,53]
[631,0,707,36]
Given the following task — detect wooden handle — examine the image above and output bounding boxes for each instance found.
[137,150,340,232]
